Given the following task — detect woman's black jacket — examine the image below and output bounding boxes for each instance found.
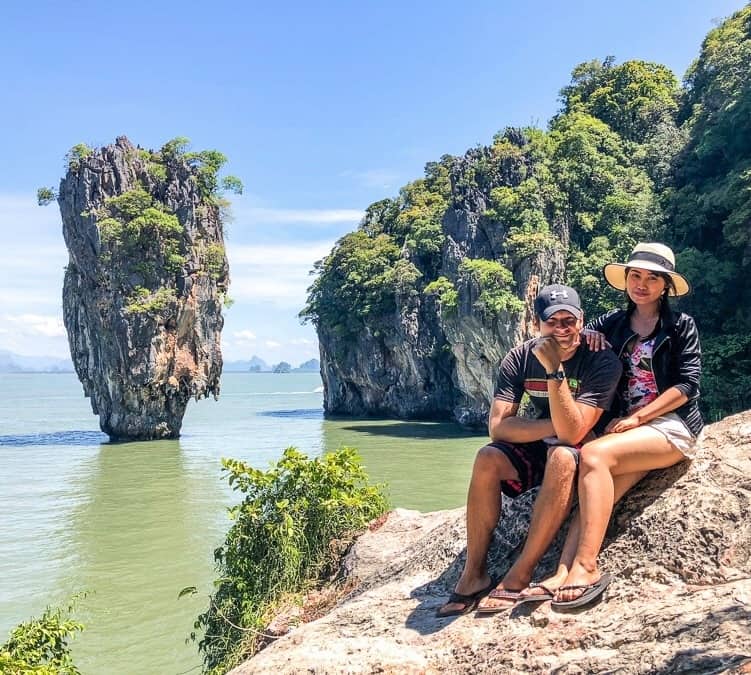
[587,308,704,437]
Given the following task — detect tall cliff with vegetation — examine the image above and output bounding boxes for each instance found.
[40,136,241,439]
[304,4,751,426]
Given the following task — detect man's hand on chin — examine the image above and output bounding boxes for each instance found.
[532,337,562,373]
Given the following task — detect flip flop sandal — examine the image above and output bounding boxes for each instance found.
[475,587,523,614]
[435,578,497,618]
[516,582,557,605]
[551,572,612,610]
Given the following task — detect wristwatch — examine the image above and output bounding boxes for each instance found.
[545,370,565,381]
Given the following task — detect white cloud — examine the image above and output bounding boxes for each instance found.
[228,242,334,267]
[340,168,401,190]
[265,340,281,348]
[235,207,364,226]
[2,313,66,337]
[289,338,314,345]
[227,241,334,307]
[233,329,256,342]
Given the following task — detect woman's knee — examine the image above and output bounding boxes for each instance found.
[579,439,615,473]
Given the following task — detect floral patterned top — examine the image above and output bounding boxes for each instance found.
[622,336,659,414]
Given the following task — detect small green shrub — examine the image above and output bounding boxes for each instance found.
[65,143,92,171]
[204,243,226,280]
[36,187,56,206]
[106,188,153,219]
[459,258,525,317]
[194,447,389,674]
[0,600,84,675]
[424,276,459,313]
[125,287,177,314]
[147,162,168,182]
[160,136,191,161]
[221,175,244,195]
[97,217,124,246]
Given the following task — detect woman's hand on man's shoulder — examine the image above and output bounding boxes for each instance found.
[581,329,611,351]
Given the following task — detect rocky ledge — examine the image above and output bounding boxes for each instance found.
[231,410,751,674]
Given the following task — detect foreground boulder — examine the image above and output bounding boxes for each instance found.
[231,411,751,674]
[56,137,231,439]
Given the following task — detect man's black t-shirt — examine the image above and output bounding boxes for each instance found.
[494,338,622,418]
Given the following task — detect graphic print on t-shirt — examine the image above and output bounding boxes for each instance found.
[623,337,659,414]
[523,376,582,400]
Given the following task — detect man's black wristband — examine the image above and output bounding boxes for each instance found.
[545,370,565,381]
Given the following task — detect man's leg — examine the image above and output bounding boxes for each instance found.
[437,444,519,615]
[478,444,577,610]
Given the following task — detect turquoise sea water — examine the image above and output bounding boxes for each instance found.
[0,372,486,674]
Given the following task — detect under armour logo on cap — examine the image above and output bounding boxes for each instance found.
[534,284,583,320]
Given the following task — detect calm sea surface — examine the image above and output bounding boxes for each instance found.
[0,372,486,674]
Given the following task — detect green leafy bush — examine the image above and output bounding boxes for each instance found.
[204,243,226,280]
[0,600,84,675]
[194,447,388,674]
[459,258,525,317]
[125,287,177,314]
[36,187,56,206]
[65,143,92,171]
[301,231,402,335]
[221,175,244,195]
[424,276,458,313]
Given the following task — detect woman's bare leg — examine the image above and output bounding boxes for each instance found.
[556,427,684,601]
[519,469,647,598]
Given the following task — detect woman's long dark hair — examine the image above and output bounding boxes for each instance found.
[624,268,676,325]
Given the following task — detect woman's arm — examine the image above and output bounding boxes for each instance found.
[671,313,701,400]
[605,386,687,433]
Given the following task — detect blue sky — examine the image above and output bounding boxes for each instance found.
[0,0,743,365]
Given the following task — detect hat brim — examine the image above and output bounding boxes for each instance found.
[603,262,691,296]
[539,304,583,321]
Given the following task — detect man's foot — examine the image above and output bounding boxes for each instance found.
[517,568,569,604]
[436,574,495,618]
[475,585,524,613]
[475,566,534,613]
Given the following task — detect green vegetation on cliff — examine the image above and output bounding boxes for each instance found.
[303,4,751,422]
[40,136,241,319]
[193,447,388,674]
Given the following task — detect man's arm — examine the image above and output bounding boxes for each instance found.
[546,378,604,445]
[488,398,556,443]
[532,336,607,445]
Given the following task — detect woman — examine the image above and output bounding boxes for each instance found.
[517,242,703,609]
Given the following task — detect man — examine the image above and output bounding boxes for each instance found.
[437,284,622,617]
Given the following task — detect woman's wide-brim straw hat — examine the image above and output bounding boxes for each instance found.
[603,242,691,296]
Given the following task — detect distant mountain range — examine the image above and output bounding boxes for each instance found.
[0,350,74,373]
[0,350,319,374]
[223,356,320,373]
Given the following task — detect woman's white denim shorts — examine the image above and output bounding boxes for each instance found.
[648,412,702,459]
